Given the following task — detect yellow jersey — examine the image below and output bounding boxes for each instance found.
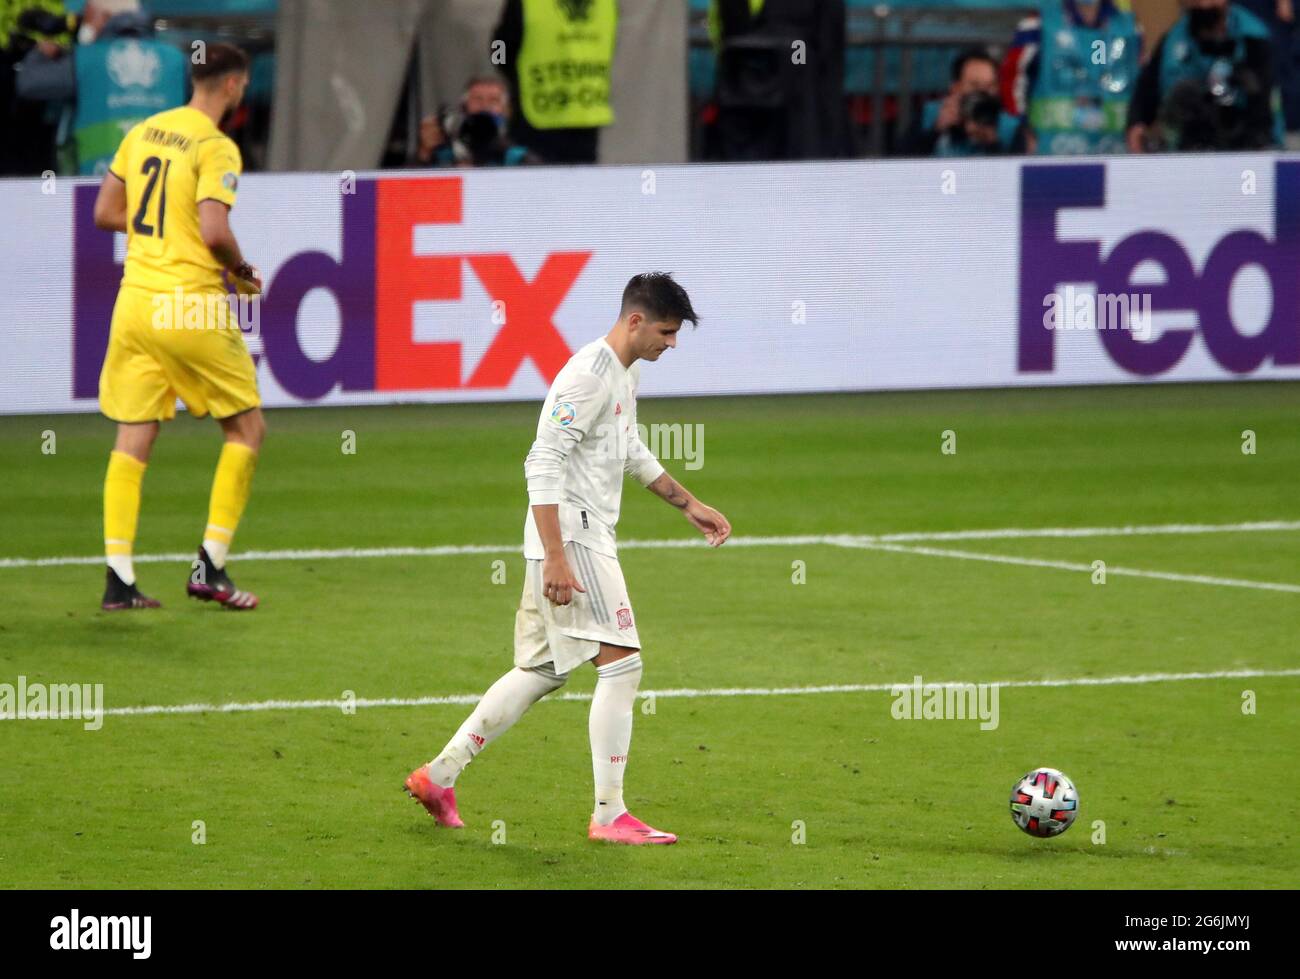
[108,105,243,295]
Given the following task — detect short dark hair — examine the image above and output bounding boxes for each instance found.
[464,73,508,94]
[952,46,996,84]
[620,272,699,326]
[192,42,250,86]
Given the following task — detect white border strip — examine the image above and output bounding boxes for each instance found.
[3,519,1298,570]
[11,667,1297,721]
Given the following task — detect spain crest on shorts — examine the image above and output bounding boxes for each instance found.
[616,606,633,630]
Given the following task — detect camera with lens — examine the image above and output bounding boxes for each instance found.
[1157,62,1274,151]
[958,90,1002,130]
[438,107,508,166]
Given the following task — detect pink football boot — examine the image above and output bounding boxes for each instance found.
[588,811,677,845]
[404,766,464,828]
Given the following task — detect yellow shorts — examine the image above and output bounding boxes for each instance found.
[99,285,260,423]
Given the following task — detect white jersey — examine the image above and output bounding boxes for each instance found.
[523,338,664,559]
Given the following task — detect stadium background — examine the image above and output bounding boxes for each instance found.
[5,154,1300,414]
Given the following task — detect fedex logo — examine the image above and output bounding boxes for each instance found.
[1018,163,1300,376]
[72,177,588,399]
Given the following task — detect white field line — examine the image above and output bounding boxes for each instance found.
[842,541,1300,594]
[2,519,1299,570]
[9,668,1299,721]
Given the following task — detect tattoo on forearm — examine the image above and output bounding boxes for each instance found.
[652,474,690,509]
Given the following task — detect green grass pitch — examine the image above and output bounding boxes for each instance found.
[0,382,1297,888]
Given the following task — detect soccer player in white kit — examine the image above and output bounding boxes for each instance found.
[405,273,732,844]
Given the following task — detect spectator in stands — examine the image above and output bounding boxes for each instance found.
[711,0,849,161]
[1127,0,1283,151]
[906,47,1022,157]
[416,74,538,168]
[1001,0,1141,154]
[1236,0,1300,145]
[16,0,186,174]
[491,0,616,165]
[1,0,70,174]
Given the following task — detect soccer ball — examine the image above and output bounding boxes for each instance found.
[1009,767,1079,838]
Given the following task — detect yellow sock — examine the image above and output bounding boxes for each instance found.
[104,450,147,585]
[203,441,258,569]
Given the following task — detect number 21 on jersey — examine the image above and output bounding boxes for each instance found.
[132,155,171,238]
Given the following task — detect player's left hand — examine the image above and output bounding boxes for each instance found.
[231,262,262,297]
[684,501,731,548]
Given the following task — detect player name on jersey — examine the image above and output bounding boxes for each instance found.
[140,125,194,153]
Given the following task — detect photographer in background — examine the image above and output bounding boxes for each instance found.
[906,47,1022,157]
[1,0,73,174]
[415,74,538,168]
[1127,0,1284,151]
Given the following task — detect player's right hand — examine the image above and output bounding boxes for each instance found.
[541,554,585,606]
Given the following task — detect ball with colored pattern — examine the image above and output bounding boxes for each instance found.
[1009,767,1079,838]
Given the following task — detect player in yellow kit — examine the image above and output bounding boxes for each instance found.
[93,43,264,611]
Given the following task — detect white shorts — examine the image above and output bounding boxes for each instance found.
[513,542,641,675]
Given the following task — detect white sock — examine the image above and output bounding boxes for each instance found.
[203,537,230,570]
[426,664,566,788]
[106,553,136,587]
[589,653,642,826]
